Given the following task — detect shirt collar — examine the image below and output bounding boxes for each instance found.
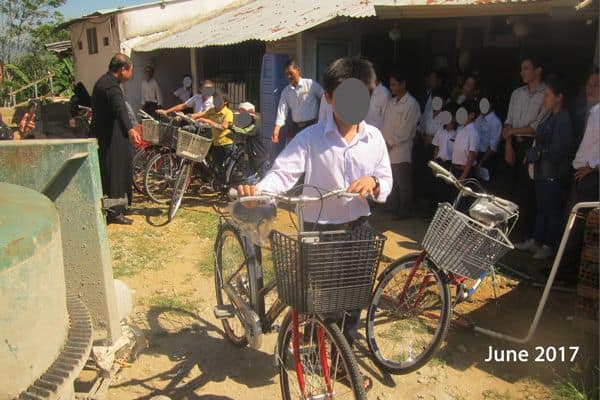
[395,92,409,104]
[291,78,306,90]
[324,108,367,144]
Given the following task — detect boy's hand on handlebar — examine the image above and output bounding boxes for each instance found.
[156,109,167,115]
[348,176,377,199]
[237,184,259,197]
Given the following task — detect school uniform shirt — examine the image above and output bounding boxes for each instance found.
[204,106,234,146]
[452,123,479,166]
[573,103,600,169]
[257,107,393,224]
[174,86,192,103]
[141,78,163,106]
[381,92,421,164]
[275,77,324,126]
[475,112,503,153]
[505,83,547,132]
[318,93,331,123]
[185,94,213,114]
[432,127,456,162]
[424,113,443,138]
[365,82,391,130]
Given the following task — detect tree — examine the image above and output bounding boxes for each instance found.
[0,0,66,63]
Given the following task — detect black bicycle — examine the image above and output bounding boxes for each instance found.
[214,187,386,400]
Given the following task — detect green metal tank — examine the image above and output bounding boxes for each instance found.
[0,183,69,399]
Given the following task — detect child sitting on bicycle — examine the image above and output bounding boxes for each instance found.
[238,57,393,392]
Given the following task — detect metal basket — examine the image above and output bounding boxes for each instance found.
[141,119,159,144]
[176,129,212,162]
[270,226,386,314]
[157,122,178,146]
[422,203,514,280]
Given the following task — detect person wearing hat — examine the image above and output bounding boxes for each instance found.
[141,65,163,118]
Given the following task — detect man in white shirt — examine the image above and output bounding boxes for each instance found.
[273,60,323,144]
[238,58,392,391]
[141,65,163,117]
[365,79,391,130]
[502,57,547,236]
[558,67,599,280]
[173,75,193,104]
[157,80,214,117]
[381,71,421,219]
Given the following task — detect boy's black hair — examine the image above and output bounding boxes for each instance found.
[462,99,480,118]
[442,101,459,116]
[108,53,132,72]
[389,70,407,85]
[284,59,301,70]
[322,57,376,96]
[522,55,543,70]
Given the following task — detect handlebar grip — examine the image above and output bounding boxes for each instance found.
[428,160,452,177]
[436,173,456,186]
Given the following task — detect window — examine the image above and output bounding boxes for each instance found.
[103,37,109,46]
[86,28,98,54]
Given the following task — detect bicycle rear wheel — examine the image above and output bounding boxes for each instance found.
[144,152,177,204]
[168,160,192,221]
[132,145,160,193]
[277,310,366,400]
[366,252,451,374]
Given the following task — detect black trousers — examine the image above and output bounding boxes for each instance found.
[306,217,369,347]
[509,139,536,236]
[560,171,599,271]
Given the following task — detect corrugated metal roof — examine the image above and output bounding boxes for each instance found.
[44,40,72,54]
[130,0,377,51]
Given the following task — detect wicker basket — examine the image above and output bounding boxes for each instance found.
[270,226,386,314]
[141,119,160,144]
[176,129,212,162]
[422,203,514,280]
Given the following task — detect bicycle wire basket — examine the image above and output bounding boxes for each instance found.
[270,225,386,314]
[157,122,178,146]
[176,128,212,162]
[141,119,160,144]
[422,202,514,280]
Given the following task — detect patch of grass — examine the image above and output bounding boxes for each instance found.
[178,209,219,238]
[145,293,202,314]
[551,374,596,400]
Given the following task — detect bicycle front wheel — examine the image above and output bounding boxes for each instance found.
[168,160,192,221]
[277,311,366,400]
[366,252,451,374]
[144,152,177,204]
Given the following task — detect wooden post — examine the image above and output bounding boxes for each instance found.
[190,48,199,93]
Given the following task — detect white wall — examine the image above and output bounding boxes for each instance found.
[124,48,192,113]
[70,17,121,94]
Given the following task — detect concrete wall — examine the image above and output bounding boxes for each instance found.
[70,17,121,94]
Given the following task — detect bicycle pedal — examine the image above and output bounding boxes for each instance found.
[213,304,235,319]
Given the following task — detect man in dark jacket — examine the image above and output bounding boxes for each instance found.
[90,53,142,225]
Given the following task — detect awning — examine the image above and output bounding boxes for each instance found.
[127,0,377,52]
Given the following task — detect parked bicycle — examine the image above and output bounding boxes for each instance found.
[214,187,386,399]
[365,160,519,374]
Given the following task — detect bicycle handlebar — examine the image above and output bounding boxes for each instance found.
[428,161,515,209]
[229,188,362,205]
[174,112,214,129]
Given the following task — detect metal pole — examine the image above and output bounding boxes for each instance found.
[49,72,54,96]
[474,201,599,344]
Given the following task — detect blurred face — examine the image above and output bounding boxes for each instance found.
[543,86,562,112]
[144,68,153,80]
[427,72,441,90]
[520,60,539,84]
[585,73,599,105]
[462,77,476,99]
[119,65,133,82]
[389,77,404,97]
[284,65,301,85]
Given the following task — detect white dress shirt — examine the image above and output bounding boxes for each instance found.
[475,112,503,153]
[452,123,479,166]
[432,127,456,162]
[381,92,421,164]
[141,78,163,105]
[365,83,391,130]
[174,86,192,103]
[505,83,547,132]
[573,103,600,169]
[185,94,213,114]
[318,93,331,122]
[257,108,393,224]
[275,77,324,126]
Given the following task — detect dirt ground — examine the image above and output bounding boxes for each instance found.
[104,193,598,400]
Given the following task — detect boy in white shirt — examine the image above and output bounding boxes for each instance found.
[452,100,480,180]
[475,97,502,181]
[432,102,458,168]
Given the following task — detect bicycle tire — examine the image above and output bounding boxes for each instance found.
[168,160,192,221]
[277,311,366,400]
[144,152,177,204]
[366,252,451,374]
[214,222,252,347]
[132,145,160,193]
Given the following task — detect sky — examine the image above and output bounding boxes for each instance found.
[59,0,150,18]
